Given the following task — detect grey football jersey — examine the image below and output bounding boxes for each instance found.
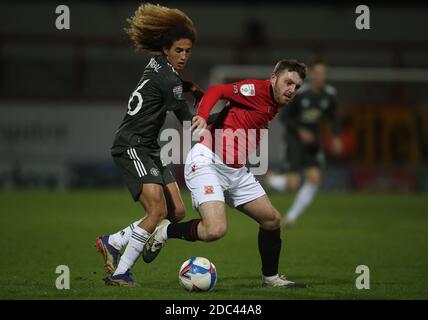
[112,55,193,155]
[280,83,339,143]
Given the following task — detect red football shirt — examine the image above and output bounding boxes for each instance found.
[196,79,281,168]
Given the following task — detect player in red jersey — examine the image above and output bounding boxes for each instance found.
[144,60,308,287]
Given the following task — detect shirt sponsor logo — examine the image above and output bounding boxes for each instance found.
[147,58,162,72]
[173,85,183,100]
[204,185,214,195]
[233,83,239,95]
[302,109,321,122]
[240,84,255,96]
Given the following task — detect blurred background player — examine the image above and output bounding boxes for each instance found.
[268,58,342,227]
[95,3,208,287]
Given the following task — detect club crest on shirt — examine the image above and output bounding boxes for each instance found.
[173,85,183,100]
[240,84,255,96]
[204,185,214,194]
[150,168,160,176]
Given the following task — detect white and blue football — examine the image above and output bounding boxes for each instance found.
[178,257,217,292]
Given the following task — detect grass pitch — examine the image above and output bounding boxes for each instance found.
[0,190,427,300]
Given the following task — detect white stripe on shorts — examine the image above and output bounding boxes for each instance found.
[127,148,145,178]
[130,148,147,176]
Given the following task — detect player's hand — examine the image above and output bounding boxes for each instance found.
[298,128,315,144]
[331,137,342,155]
[191,115,207,135]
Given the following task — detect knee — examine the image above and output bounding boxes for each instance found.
[260,211,281,230]
[307,176,321,187]
[147,204,167,221]
[305,169,322,186]
[204,225,227,242]
[154,208,168,221]
[287,177,301,191]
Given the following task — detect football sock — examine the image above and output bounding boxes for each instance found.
[166,219,201,241]
[258,227,281,277]
[108,219,143,251]
[113,225,150,276]
[285,182,318,222]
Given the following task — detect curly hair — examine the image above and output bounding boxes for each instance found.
[125,3,197,53]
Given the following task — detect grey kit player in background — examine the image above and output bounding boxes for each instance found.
[268,59,342,227]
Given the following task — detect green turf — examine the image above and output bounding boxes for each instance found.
[0,190,427,300]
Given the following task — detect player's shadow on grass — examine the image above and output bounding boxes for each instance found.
[215,275,266,289]
[162,275,263,291]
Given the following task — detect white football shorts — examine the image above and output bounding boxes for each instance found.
[184,143,266,209]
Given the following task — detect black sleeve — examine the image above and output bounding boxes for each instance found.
[182,80,205,110]
[182,80,204,101]
[206,111,221,125]
[173,103,194,123]
[182,80,194,93]
[174,106,221,125]
[174,79,221,125]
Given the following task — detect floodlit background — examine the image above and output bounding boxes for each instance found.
[1,1,428,192]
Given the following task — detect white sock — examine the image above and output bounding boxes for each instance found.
[108,219,143,251]
[113,225,151,276]
[264,274,279,281]
[268,174,288,192]
[161,224,169,241]
[285,182,318,222]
